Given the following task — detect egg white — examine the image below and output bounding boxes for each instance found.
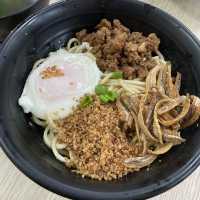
[18,49,102,120]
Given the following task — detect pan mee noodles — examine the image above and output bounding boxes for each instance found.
[19,19,200,180]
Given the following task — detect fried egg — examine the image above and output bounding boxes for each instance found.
[18,49,102,120]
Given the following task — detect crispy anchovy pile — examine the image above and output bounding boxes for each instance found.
[117,58,200,169]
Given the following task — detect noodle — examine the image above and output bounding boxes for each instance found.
[52,136,66,163]
[32,115,47,127]
[101,74,145,96]
[66,38,80,50]
[155,49,165,61]
[43,126,52,148]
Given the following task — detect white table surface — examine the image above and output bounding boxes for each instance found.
[1,0,200,200]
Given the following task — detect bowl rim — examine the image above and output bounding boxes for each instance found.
[1,0,200,199]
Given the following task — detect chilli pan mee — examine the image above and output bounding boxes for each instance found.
[18,19,200,181]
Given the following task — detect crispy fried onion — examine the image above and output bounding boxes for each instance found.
[157,96,186,115]
[182,95,200,128]
[138,96,159,142]
[124,154,157,168]
[148,143,173,155]
[163,128,185,145]
[118,95,141,142]
[122,57,200,169]
[158,96,190,126]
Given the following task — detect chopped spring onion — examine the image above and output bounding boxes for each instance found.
[95,84,118,103]
[95,84,108,95]
[80,96,93,108]
[111,71,123,79]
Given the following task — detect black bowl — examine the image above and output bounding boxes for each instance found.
[1,1,200,200]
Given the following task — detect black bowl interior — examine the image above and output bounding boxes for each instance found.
[1,1,200,200]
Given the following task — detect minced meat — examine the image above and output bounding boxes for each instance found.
[76,19,160,79]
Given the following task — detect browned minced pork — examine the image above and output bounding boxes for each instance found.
[56,98,141,180]
[76,19,160,79]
